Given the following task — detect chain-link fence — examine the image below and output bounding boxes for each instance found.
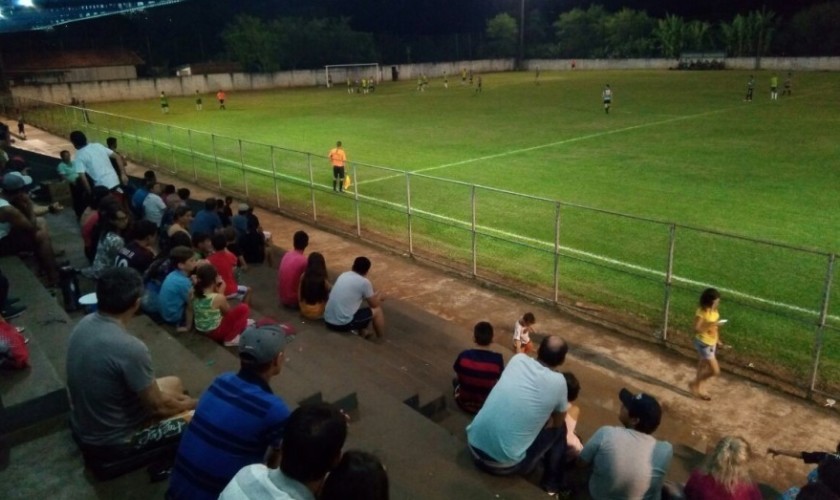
[5,96,837,400]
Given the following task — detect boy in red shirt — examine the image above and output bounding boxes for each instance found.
[207,234,251,305]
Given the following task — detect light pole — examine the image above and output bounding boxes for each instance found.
[518,0,525,70]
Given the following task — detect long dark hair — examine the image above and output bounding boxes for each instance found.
[193,264,218,299]
[300,252,329,304]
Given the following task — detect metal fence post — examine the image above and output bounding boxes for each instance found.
[151,124,159,168]
[553,202,561,304]
[239,139,248,197]
[270,146,280,208]
[168,125,176,174]
[471,185,477,277]
[352,164,361,237]
[134,120,141,160]
[660,224,677,342]
[808,253,836,398]
[188,129,197,181]
[211,134,221,189]
[307,154,317,222]
[406,172,414,256]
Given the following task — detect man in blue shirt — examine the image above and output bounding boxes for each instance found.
[167,322,295,500]
[190,197,222,237]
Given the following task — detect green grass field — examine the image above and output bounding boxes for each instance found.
[24,69,840,394]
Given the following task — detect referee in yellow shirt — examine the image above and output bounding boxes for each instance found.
[329,141,347,192]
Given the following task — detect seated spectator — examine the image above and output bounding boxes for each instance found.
[143,182,167,227]
[298,252,331,320]
[795,482,839,500]
[0,268,26,318]
[579,389,673,500]
[190,197,222,236]
[0,175,60,286]
[191,264,250,346]
[176,187,191,207]
[771,442,840,499]
[241,216,269,265]
[167,322,293,500]
[684,436,761,500]
[66,268,196,467]
[83,203,129,279]
[563,372,584,462]
[0,313,29,369]
[467,336,570,495]
[231,203,249,238]
[158,246,198,332]
[131,170,157,218]
[81,187,114,263]
[324,256,386,339]
[208,233,252,305]
[57,149,87,219]
[223,226,247,277]
[167,206,193,239]
[216,198,231,227]
[513,312,536,354]
[141,233,192,317]
[223,196,234,221]
[192,232,213,260]
[115,220,158,275]
[452,321,504,414]
[321,450,389,500]
[162,184,178,210]
[277,230,308,308]
[220,402,348,499]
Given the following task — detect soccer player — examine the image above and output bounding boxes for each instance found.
[443,71,449,89]
[160,91,169,114]
[329,141,347,193]
[745,76,754,102]
[461,68,467,85]
[782,72,792,96]
[217,89,226,110]
[195,90,203,111]
[770,75,779,101]
[475,76,483,94]
[535,65,541,85]
[602,84,612,114]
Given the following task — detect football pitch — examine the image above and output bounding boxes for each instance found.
[63,69,840,392]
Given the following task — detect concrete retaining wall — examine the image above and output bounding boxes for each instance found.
[10,57,839,103]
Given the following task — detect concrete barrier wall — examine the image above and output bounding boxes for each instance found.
[10,57,840,103]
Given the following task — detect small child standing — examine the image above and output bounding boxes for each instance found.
[513,312,536,354]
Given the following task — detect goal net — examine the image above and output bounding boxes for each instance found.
[325,63,380,88]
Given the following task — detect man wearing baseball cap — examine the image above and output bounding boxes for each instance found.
[167,321,295,500]
[579,388,674,500]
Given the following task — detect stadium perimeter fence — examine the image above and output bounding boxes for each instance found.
[6,96,839,403]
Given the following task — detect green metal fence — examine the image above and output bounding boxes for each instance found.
[5,96,837,400]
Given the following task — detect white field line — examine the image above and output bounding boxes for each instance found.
[358,106,734,186]
[87,118,835,322]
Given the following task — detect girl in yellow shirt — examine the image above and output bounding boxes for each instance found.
[689,288,724,400]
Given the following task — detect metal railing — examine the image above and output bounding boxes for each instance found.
[5,96,837,400]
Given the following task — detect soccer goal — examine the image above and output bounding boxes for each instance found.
[325,63,380,88]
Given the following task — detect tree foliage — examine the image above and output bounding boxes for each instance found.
[604,8,655,58]
[653,14,685,59]
[485,13,519,57]
[554,5,607,58]
[780,1,840,56]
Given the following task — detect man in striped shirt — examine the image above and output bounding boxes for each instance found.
[453,321,504,414]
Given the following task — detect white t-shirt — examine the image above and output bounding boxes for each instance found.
[0,198,11,240]
[220,464,314,500]
[580,426,673,500]
[74,143,120,189]
[513,320,531,345]
[466,354,569,465]
[142,193,167,226]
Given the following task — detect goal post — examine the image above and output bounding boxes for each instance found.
[325,63,380,88]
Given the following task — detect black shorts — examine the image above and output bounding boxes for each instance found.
[333,166,345,179]
[325,307,373,332]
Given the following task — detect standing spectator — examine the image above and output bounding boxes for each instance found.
[453,321,504,414]
[466,336,570,495]
[70,131,128,198]
[684,436,762,500]
[689,288,725,401]
[191,264,250,346]
[298,252,331,320]
[115,220,158,275]
[329,141,347,192]
[106,137,129,189]
[158,246,198,332]
[277,230,309,308]
[579,389,673,500]
[16,114,26,139]
[513,312,536,354]
[190,198,222,237]
[217,89,226,110]
[167,322,294,500]
[56,149,87,219]
[83,203,130,280]
[143,182,167,227]
[321,450,390,500]
[208,234,252,304]
[66,268,196,469]
[324,256,386,339]
[220,403,348,499]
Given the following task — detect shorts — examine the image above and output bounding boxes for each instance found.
[325,307,373,332]
[226,285,250,301]
[332,166,345,179]
[0,228,37,256]
[516,341,533,354]
[694,338,716,360]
